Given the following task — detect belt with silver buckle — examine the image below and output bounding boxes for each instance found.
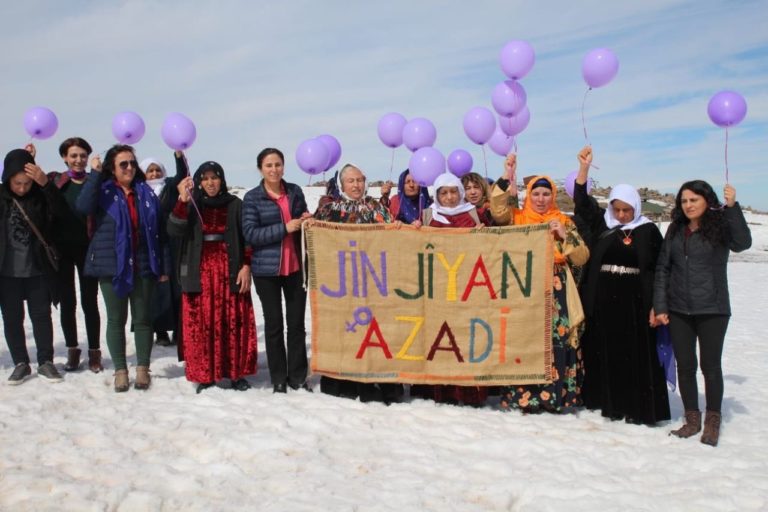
[202,233,225,242]
[599,264,640,275]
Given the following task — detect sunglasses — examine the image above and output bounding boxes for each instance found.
[118,160,138,170]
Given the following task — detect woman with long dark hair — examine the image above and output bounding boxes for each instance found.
[654,180,751,446]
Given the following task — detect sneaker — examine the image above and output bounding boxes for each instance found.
[8,363,32,385]
[37,361,64,383]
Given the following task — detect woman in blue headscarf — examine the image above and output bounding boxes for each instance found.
[381,169,432,225]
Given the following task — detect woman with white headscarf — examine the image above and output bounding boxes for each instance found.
[574,146,670,426]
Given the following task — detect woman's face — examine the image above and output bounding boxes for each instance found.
[200,170,222,197]
[680,189,707,224]
[63,145,89,173]
[260,153,284,185]
[9,173,33,197]
[113,151,137,189]
[437,186,460,208]
[464,180,484,206]
[611,199,635,225]
[402,173,419,197]
[341,167,366,200]
[529,187,553,214]
[145,164,164,180]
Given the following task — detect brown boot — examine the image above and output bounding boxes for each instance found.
[114,369,129,393]
[670,410,702,438]
[134,366,151,390]
[64,348,81,372]
[88,349,103,373]
[700,411,722,447]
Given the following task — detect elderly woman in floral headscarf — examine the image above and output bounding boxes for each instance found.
[490,158,589,413]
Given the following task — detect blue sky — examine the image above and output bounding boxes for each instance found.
[2,0,767,209]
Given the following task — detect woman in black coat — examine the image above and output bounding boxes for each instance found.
[574,146,670,425]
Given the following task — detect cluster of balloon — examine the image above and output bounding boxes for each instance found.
[707,90,748,182]
[23,107,59,140]
[376,112,444,185]
[112,111,146,144]
[296,134,342,178]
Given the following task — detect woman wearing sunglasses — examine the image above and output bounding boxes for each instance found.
[76,144,170,392]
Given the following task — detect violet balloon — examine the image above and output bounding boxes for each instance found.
[161,113,197,151]
[564,170,593,198]
[582,48,619,89]
[488,126,515,157]
[316,134,342,170]
[295,139,330,176]
[23,107,59,140]
[499,40,535,80]
[707,90,747,128]
[377,112,407,148]
[408,147,445,186]
[111,111,146,144]
[447,149,473,177]
[463,107,496,145]
[499,106,530,137]
[491,80,527,117]
[402,118,437,152]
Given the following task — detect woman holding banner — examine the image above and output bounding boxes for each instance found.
[573,146,670,426]
[314,163,402,404]
[491,154,590,413]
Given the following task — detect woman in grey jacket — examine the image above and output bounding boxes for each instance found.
[654,180,751,446]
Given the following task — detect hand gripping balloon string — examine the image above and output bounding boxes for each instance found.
[580,87,601,170]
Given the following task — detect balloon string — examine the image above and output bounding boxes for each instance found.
[389,148,395,182]
[307,174,313,187]
[481,145,488,179]
[724,126,730,184]
[179,152,204,225]
[580,87,600,170]
[512,137,518,155]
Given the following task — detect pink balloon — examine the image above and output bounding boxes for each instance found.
[402,118,437,152]
[463,107,496,145]
[499,40,535,80]
[23,107,59,140]
[161,113,197,150]
[582,48,619,89]
[408,147,445,186]
[564,170,594,198]
[377,112,407,148]
[488,126,515,157]
[447,149,473,177]
[491,80,527,117]
[499,107,530,137]
[111,111,146,144]
[295,139,330,175]
[707,90,747,128]
[316,134,342,171]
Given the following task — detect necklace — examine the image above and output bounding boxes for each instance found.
[621,228,634,246]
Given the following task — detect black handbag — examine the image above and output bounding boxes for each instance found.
[12,198,60,272]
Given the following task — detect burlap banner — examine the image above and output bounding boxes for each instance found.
[305,222,553,386]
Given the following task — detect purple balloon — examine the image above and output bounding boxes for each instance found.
[295,138,330,176]
[499,40,535,80]
[111,111,146,144]
[564,170,594,198]
[582,48,619,89]
[377,112,407,148]
[499,107,531,137]
[402,118,437,152]
[447,149,473,177]
[408,147,445,186]
[707,90,747,128]
[491,80,527,117]
[23,107,59,140]
[161,113,197,151]
[316,134,342,171]
[488,126,515,157]
[463,107,496,145]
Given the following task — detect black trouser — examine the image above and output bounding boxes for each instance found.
[0,275,54,365]
[253,271,308,387]
[668,312,730,413]
[58,243,101,349]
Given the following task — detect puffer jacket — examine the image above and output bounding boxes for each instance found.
[653,204,751,316]
[241,180,307,276]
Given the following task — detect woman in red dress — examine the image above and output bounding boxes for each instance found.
[168,161,257,393]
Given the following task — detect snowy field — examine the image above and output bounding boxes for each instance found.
[1,187,767,512]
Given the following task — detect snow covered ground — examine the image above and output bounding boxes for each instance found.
[1,188,766,511]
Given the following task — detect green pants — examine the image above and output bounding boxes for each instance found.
[99,276,156,370]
